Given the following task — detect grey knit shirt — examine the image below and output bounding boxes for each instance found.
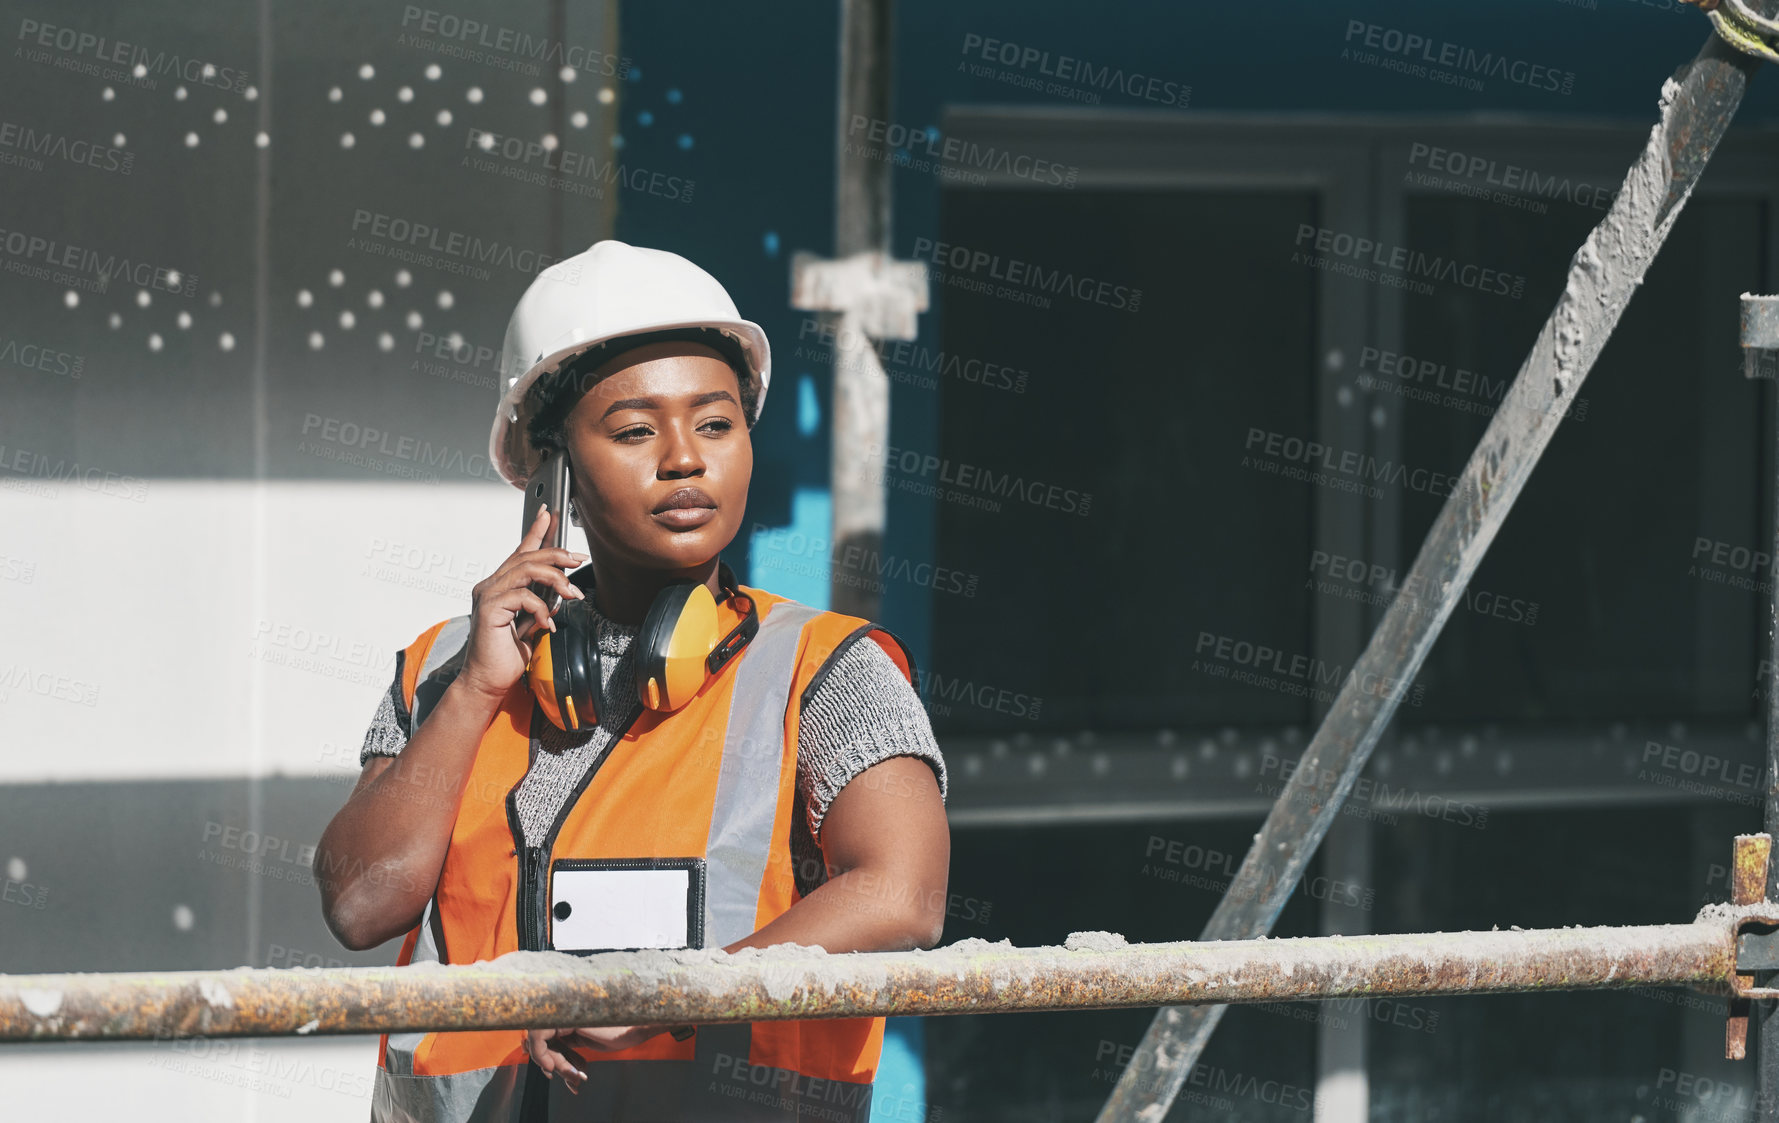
[360,602,947,896]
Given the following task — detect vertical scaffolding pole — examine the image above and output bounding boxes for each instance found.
[1313,817,1371,1121]
[1745,292,1779,1118]
[828,0,894,620]
[1100,30,1763,1123]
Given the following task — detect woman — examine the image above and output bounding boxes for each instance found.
[316,240,951,1122]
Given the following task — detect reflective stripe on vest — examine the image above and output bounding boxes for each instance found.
[380,616,467,1092]
[381,899,443,1077]
[706,601,816,947]
[372,591,902,1123]
[410,615,472,731]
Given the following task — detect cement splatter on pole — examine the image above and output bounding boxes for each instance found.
[0,917,1747,1042]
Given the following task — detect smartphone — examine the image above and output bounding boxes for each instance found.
[516,448,572,640]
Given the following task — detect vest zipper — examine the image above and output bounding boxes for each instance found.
[509,696,649,954]
[515,848,551,1123]
[521,845,546,951]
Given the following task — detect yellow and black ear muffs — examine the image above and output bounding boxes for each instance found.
[526,567,760,732]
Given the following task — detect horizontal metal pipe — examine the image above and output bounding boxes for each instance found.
[0,918,1740,1042]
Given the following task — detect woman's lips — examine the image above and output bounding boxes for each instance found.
[652,486,717,529]
[653,505,717,529]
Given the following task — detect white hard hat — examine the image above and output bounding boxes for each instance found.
[489,239,771,489]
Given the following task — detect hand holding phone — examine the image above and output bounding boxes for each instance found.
[455,481,587,703]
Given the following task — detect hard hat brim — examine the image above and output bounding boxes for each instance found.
[489,316,771,489]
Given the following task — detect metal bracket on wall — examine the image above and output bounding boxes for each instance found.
[1729,833,1774,1057]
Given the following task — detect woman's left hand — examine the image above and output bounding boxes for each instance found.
[572,1024,671,1051]
[523,1024,675,1094]
[523,1028,590,1094]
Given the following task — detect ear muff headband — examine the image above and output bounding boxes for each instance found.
[707,593,758,674]
[562,605,596,732]
[547,614,574,728]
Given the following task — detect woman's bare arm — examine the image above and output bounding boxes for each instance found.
[315,505,586,951]
[315,678,510,951]
[731,754,950,953]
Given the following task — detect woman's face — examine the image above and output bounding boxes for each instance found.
[560,341,753,574]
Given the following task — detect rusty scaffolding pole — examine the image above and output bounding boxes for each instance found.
[0,908,1771,1043]
[1749,290,1779,1118]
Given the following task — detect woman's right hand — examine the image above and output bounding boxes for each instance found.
[455,504,588,701]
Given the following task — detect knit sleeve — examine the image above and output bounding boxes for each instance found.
[358,665,410,766]
[796,634,948,845]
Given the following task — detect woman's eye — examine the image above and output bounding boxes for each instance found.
[699,418,733,434]
[615,426,653,441]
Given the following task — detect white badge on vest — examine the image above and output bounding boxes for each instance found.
[548,858,707,953]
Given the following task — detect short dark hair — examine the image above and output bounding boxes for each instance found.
[524,327,759,454]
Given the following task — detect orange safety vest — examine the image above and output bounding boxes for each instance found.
[370,581,912,1123]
